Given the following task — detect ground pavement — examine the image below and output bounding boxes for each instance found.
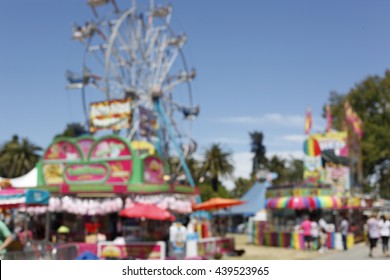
[314,242,390,260]
[225,234,390,260]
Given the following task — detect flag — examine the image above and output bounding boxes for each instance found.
[305,107,312,135]
[344,100,353,123]
[326,104,332,132]
[344,100,363,138]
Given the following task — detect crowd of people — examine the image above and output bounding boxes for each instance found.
[299,213,390,257]
[300,215,329,253]
[299,213,390,258]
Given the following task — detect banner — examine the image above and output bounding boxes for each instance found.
[304,107,312,135]
[311,131,348,157]
[324,165,350,195]
[303,156,324,185]
[90,98,132,132]
[42,136,133,186]
[144,156,164,184]
[265,188,334,198]
[43,140,83,185]
[344,100,363,138]
[98,242,165,260]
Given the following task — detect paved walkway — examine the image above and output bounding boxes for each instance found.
[225,234,390,260]
[315,242,390,260]
[225,234,328,260]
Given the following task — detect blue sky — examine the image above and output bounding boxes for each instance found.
[2,0,390,186]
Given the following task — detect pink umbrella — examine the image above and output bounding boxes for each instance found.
[119,203,175,221]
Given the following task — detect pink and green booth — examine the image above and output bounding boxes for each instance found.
[35,135,197,196]
[33,135,197,258]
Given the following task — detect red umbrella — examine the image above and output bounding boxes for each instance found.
[119,203,175,221]
[193,197,245,211]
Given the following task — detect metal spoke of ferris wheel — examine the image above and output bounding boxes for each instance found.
[154,97,195,187]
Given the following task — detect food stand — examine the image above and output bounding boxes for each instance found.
[0,187,52,259]
[249,184,372,250]
[1,135,236,259]
[14,134,198,259]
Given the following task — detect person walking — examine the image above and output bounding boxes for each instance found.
[0,219,13,259]
[318,217,328,253]
[311,218,320,251]
[366,214,380,257]
[300,216,312,250]
[339,216,349,251]
[378,215,390,257]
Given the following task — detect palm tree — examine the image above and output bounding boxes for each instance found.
[249,131,267,176]
[0,135,42,178]
[168,155,202,184]
[201,143,234,191]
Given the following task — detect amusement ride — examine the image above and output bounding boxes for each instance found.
[66,0,199,187]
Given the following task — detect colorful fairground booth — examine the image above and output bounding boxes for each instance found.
[258,184,372,250]
[30,135,183,254]
[252,111,371,251]
[3,134,233,260]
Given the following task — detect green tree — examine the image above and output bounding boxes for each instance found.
[0,135,42,178]
[55,122,89,139]
[168,155,202,184]
[199,180,231,201]
[201,143,234,192]
[326,70,390,198]
[268,155,287,185]
[286,159,304,183]
[230,177,254,198]
[249,131,267,176]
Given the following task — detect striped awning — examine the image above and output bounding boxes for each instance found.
[0,189,50,208]
[266,196,342,210]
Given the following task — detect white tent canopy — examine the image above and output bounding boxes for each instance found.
[0,167,38,188]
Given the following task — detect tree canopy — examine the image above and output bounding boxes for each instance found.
[249,131,267,176]
[0,135,42,178]
[201,143,234,192]
[55,122,90,139]
[326,70,390,198]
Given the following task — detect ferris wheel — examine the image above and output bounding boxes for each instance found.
[66,0,199,186]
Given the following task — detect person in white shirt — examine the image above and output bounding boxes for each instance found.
[311,220,320,250]
[378,215,390,256]
[366,215,380,257]
[339,216,349,251]
[318,217,328,253]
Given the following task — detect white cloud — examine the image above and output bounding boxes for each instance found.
[216,113,329,134]
[221,152,252,190]
[217,113,304,128]
[221,150,303,190]
[205,138,248,145]
[279,134,307,143]
[267,150,304,160]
